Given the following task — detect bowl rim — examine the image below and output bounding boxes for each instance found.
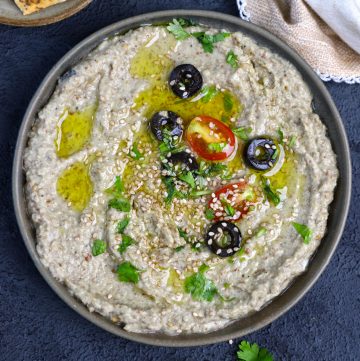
[12,9,352,347]
[0,0,91,27]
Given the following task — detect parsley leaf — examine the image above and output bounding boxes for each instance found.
[178,171,196,188]
[233,126,252,141]
[277,128,284,144]
[167,19,191,40]
[175,245,185,252]
[201,85,218,103]
[221,199,235,216]
[205,208,215,220]
[177,18,197,27]
[192,31,230,53]
[116,261,141,284]
[105,176,124,197]
[184,268,218,302]
[208,142,226,152]
[226,50,239,69]
[108,198,131,212]
[118,234,135,254]
[223,93,233,112]
[189,189,212,198]
[178,227,189,242]
[292,222,312,244]
[237,340,274,361]
[261,177,280,206]
[289,135,296,147]
[129,143,143,160]
[91,239,107,257]
[116,216,130,233]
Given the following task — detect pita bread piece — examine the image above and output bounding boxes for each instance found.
[14,0,67,15]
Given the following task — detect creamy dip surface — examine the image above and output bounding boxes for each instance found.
[24,22,338,334]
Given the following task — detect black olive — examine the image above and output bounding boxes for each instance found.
[150,111,183,142]
[167,151,199,172]
[169,64,203,99]
[206,221,242,258]
[244,138,278,171]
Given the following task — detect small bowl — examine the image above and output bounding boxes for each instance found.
[0,0,91,27]
[12,10,351,346]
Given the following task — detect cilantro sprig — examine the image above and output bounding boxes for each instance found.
[200,85,218,103]
[91,239,107,257]
[116,261,141,284]
[261,177,280,206]
[166,19,191,40]
[116,216,130,234]
[233,126,252,141]
[118,234,135,254]
[292,222,312,244]
[237,340,274,361]
[226,50,239,69]
[106,176,131,212]
[184,264,218,301]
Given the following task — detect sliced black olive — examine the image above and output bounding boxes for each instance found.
[150,111,183,142]
[167,151,199,172]
[206,221,242,258]
[169,64,203,99]
[244,138,278,171]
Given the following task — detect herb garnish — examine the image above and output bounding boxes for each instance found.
[205,208,215,220]
[221,199,235,217]
[233,126,252,141]
[178,171,196,188]
[108,198,131,212]
[91,239,107,257]
[105,175,124,197]
[289,135,296,147]
[277,128,284,144]
[116,216,130,234]
[237,340,274,361]
[292,222,312,244]
[255,226,267,238]
[208,142,226,152]
[261,177,280,206]
[226,50,239,69]
[116,261,141,284]
[223,93,233,112]
[184,264,218,301]
[166,19,191,40]
[129,143,143,160]
[118,234,135,254]
[200,85,218,103]
[192,31,230,53]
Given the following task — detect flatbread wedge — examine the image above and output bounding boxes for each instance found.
[14,0,67,15]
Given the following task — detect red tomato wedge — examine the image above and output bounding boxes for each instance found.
[186,115,237,161]
[208,181,258,221]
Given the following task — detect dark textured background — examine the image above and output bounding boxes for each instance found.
[0,1,359,360]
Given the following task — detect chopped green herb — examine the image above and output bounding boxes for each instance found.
[226,50,239,69]
[190,189,212,198]
[176,18,197,27]
[198,264,209,273]
[178,227,189,242]
[237,340,274,361]
[118,234,135,254]
[208,142,226,152]
[105,176,124,197]
[261,177,280,206]
[174,245,185,252]
[255,227,267,238]
[223,93,233,112]
[91,239,106,257]
[233,126,252,141]
[201,85,218,103]
[116,261,141,284]
[129,143,143,160]
[167,19,191,40]
[277,128,284,144]
[271,148,279,160]
[192,31,230,53]
[205,208,215,220]
[292,222,312,244]
[222,200,235,216]
[196,175,207,189]
[163,177,176,205]
[289,135,296,147]
[178,171,196,188]
[223,282,231,289]
[108,198,131,212]
[184,269,218,301]
[159,141,171,154]
[116,216,130,234]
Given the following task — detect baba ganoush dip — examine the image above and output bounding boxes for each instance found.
[24,20,338,334]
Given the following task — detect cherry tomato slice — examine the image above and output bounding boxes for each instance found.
[186,115,237,161]
[208,181,258,221]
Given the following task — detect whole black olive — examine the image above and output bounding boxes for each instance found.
[206,221,242,258]
[150,111,183,142]
[167,151,199,172]
[169,64,203,99]
[244,138,278,171]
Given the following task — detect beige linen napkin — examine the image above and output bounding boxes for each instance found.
[237,0,360,84]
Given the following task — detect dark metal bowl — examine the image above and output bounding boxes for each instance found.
[12,10,351,347]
